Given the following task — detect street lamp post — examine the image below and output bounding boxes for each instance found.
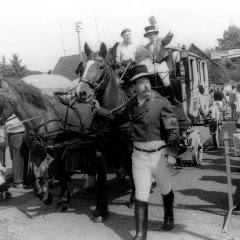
[74,21,83,61]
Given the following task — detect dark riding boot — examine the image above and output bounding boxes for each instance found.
[133,200,148,240]
[165,85,182,105]
[162,190,174,231]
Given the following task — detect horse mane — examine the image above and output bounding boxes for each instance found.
[2,78,48,110]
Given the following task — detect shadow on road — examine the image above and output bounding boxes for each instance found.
[178,188,228,210]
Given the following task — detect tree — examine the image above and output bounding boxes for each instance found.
[217,24,240,50]
[0,55,7,77]
[9,54,27,78]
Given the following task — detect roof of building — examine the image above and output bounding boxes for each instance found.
[188,43,219,67]
[210,48,240,60]
[52,54,86,80]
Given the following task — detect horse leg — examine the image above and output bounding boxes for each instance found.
[83,153,96,193]
[56,174,71,212]
[56,150,71,212]
[123,154,136,208]
[93,151,109,223]
[121,140,135,208]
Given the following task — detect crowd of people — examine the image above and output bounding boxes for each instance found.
[210,83,240,123]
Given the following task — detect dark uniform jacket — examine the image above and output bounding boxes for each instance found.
[97,91,180,158]
[145,34,173,63]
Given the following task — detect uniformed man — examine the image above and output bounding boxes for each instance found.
[92,65,180,240]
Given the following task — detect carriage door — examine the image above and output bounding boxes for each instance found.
[187,56,199,119]
[199,60,210,115]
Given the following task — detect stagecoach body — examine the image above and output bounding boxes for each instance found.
[153,45,212,165]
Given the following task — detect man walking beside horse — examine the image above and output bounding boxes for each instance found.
[92,65,180,240]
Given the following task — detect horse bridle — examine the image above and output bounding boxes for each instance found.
[78,59,111,102]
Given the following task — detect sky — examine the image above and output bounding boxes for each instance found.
[1,0,240,72]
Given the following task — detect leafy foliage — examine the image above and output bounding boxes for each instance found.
[205,23,240,85]
[0,54,27,79]
[217,24,240,50]
[9,54,27,78]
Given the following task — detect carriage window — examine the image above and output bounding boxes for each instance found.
[189,57,198,90]
[199,61,208,89]
[189,59,194,80]
[201,62,206,83]
[203,62,208,84]
[197,61,201,84]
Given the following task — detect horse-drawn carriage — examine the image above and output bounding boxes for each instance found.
[0,40,215,223]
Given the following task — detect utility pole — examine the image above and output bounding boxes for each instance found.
[74,21,83,61]
[59,24,66,58]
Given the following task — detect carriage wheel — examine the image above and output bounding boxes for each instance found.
[191,130,203,166]
[212,123,220,149]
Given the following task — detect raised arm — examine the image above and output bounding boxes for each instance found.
[161,31,173,46]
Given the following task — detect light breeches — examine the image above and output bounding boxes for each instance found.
[132,148,171,202]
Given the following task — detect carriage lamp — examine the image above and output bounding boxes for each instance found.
[180,45,188,58]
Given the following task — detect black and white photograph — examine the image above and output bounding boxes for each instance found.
[0,0,240,239]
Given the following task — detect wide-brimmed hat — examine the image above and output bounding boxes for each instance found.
[129,65,152,83]
[144,25,159,37]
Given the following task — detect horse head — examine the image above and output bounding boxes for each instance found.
[75,42,119,107]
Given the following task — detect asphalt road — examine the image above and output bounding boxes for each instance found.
[1,119,240,240]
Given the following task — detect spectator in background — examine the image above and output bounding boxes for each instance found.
[235,83,240,122]
[6,114,27,188]
[213,88,226,121]
[229,85,236,121]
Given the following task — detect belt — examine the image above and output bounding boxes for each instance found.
[134,145,166,153]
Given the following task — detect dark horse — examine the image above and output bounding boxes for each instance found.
[0,77,96,208]
[75,42,135,222]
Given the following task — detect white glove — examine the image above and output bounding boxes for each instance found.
[166,155,176,167]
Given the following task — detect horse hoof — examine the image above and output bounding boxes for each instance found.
[56,202,69,212]
[43,193,53,205]
[92,214,109,223]
[93,210,109,223]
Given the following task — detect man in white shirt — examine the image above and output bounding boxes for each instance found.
[6,114,26,188]
[116,28,137,67]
